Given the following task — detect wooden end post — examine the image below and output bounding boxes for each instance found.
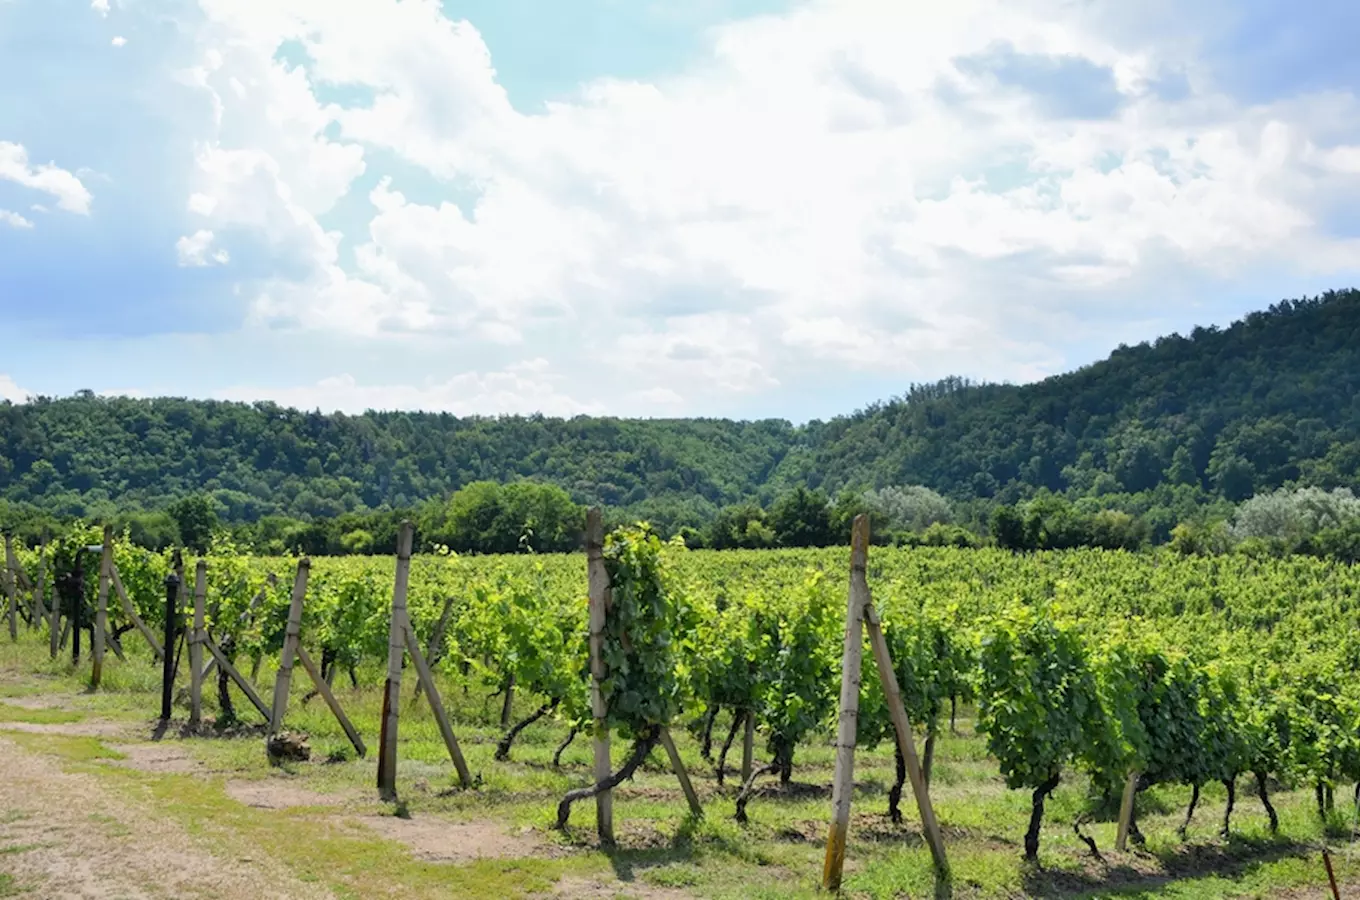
[823,515,870,892]
[35,539,48,628]
[586,508,615,845]
[4,535,16,641]
[377,522,413,802]
[742,709,755,783]
[1115,772,1138,851]
[268,559,310,739]
[188,559,207,727]
[91,527,112,687]
[48,540,60,660]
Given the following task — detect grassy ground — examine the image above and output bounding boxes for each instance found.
[1,631,1356,899]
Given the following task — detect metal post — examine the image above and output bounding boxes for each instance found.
[161,572,180,721]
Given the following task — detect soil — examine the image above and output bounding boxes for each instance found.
[351,814,558,863]
[0,719,129,738]
[106,741,206,774]
[225,779,357,810]
[0,732,334,900]
[535,875,694,899]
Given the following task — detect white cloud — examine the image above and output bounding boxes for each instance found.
[91,0,109,16]
[177,0,1360,404]
[0,375,29,404]
[0,209,33,229]
[176,229,230,266]
[112,36,127,47]
[213,360,599,416]
[0,142,93,214]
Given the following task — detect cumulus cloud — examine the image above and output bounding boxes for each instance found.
[0,142,93,214]
[92,0,109,16]
[112,36,127,47]
[0,375,29,404]
[176,229,229,266]
[212,360,599,416]
[0,209,33,229]
[177,0,1360,402]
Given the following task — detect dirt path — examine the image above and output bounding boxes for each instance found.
[0,732,335,900]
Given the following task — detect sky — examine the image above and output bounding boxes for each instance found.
[1,0,1358,422]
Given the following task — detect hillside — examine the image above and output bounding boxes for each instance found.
[2,289,1357,532]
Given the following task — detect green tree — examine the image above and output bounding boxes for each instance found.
[769,486,833,547]
[168,494,218,553]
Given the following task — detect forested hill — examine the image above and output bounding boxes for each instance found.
[2,289,1357,531]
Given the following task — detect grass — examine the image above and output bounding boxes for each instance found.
[0,702,82,725]
[2,631,1358,899]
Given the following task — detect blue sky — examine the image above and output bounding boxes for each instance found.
[1,0,1358,422]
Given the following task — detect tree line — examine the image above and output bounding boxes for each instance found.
[1,290,1358,552]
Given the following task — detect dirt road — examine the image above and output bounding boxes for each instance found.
[0,731,335,899]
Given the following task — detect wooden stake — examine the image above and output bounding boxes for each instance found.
[4,536,16,641]
[823,516,870,892]
[401,616,470,786]
[586,508,615,845]
[268,559,310,738]
[91,527,112,687]
[742,709,755,783]
[203,634,270,721]
[295,643,366,758]
[377,523,413,802]
[48,540,60,659]
[110,564,164,659]
[865,601,948,875]
[188,560,207,727]
[34,540,47,626]
[659,727,703,818]
[1115,772,1138,851]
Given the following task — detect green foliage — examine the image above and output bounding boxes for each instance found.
[423,480,584,555]
[600,524,689,736]
[769,486,834,548]
[5,291,1360,551]
[974,606,1101,791]
[168,494,219,554]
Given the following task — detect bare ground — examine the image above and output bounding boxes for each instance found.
[351,814,559,862]
[0,732,335,900]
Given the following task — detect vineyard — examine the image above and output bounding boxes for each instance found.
[3,521,1360,899]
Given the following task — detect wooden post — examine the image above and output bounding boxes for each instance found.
[294,644,366,758]
[659,727,703,818]
[34,539,47,627]
[48,540,60,659]
[111,564,163,659]
[823,516,870,892]
[161,570,180,721]
[1115,771,1138,851]
[501,674,516,728]
[866,601,949,875]
[4,536,16,641]
[188,560,207,727]
[268,559,310,737]
[91,527,112,687]
[586,508,615,844]
[742,709,755,783]
[377,523,413,802]
[401,616,470,786]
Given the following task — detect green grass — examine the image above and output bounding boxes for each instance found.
[0,702,82,725]
[2,631,1357,899]
[2,730,125,762]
